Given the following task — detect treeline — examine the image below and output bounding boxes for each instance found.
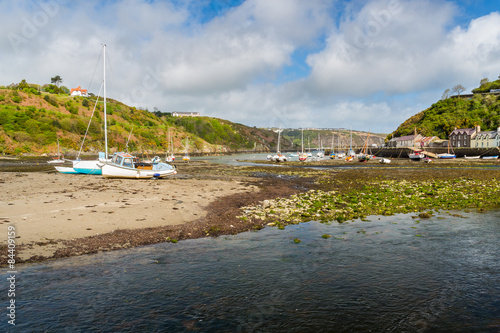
[390,79,500,140]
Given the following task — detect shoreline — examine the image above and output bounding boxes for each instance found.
[1,160,500,266]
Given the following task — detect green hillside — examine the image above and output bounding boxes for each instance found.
[0,81,292,155]
[390,78,500,140]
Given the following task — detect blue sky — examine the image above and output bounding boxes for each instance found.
[1,0,500,133]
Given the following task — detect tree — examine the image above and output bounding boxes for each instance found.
[452,84,466,96]
[51,75,62,87]
[441,88,451,100]
[480,78,489,86]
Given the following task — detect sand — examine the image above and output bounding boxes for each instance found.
[0,172,258,261]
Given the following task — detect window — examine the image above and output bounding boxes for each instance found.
[123,158,133,167]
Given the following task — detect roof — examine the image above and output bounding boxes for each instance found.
[473,131,498,139]
[70,86,87,94]
[395,134,420,141]
[449,128,476,136]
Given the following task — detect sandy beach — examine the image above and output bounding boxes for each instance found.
[0,171,259,262]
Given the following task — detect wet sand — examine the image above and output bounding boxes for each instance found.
[0,170,260,262]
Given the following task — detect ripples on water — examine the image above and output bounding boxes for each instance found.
[1,211,499,332]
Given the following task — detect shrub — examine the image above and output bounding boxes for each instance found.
[43,94,58,107]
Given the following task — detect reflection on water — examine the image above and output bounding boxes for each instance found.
[1,211,499,332]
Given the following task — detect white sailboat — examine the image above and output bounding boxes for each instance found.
[98,44,176,179]
[165,129,175,162]
[271,127,287,162]
[182,136,190,162]
[299,128,307,161]
[47,138,65,164]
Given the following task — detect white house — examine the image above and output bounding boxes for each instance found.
[470,127,500,148]
[172,111,200,117]
[70,86,88,97]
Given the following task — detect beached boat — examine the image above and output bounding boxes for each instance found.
[481,155,498,159]
[358,132,371,162]
[464,155,480,159]
[409,150,425,161]
[437,141,456,159]
[59,45,110,175]
[299,128,308,162]
[379,158,391,164]
[47,138,65,164]
[100,152,176,179]
[182,136,190,162]
[270,128,287,162]
[165,129,175,162]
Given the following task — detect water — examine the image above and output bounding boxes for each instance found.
[1,211,499,332]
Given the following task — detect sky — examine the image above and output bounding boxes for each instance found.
[1,0,500,133]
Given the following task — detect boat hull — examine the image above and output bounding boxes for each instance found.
[55,166,79,174]
[73,160,103,175]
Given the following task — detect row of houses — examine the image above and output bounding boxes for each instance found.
[388,126,500,148]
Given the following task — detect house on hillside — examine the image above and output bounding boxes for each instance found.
[449,126,480,148]
[70,86,88,97]
[471,127,500,148]
[172,111,200,117]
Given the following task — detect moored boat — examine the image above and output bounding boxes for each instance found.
[100,152,176,179]
[481,155,498,159]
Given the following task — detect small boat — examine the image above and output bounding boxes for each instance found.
[271,127,287,162]
[424,157,432,163]
[345,156,354,162]
[464,155,480,159]
[379,158,391,164]
[48,138,65,164]
[409,151,426,161]
[182,136,190,162]
[100,152,176,179]
[438,141,456,159]
[437,153,456,159]
[481,155,498,159]
[299,129,307,162]
[289,153,299,157]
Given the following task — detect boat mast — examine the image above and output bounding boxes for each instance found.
[301,128,304,154]
[103,43,108,160]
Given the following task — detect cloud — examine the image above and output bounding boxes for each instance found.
[0,0,499,134]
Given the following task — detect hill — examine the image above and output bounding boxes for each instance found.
[0,82,292,156]
[389,78,500,140]
[283,129,386,149]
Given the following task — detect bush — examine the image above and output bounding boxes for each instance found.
[82,99,89,107]
[44,94,58,107]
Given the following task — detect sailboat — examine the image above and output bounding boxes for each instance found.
[98,44,176,179]
[316,133,324,158]
[437,140,456,159]
[47,138,65,164]
[182,136,190,162]
[165,129,175,162]
[299,128,308,161]
[357,132,372,162]
[271,127,287,162]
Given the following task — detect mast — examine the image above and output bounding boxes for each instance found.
[301,128,304,154]
[103,43,108,159]
[277,127,281,153]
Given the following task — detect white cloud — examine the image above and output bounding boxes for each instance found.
[0,0,499,134]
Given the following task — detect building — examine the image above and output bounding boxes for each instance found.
[449,126,480,148]
[471,127,500,148]
[387,134,423,148]
[70,86,88,97]
[172,111,200,117]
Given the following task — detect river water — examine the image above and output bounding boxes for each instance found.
[1,211,499,332]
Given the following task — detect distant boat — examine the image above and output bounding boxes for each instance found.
[481,155,498,159]
[379,158,391,164]
[437,141,456,159]
[182,136,190,162]
[289,153,299,157]
[47,138,65,164]
[409,150,425,161]
[464,155,480,159]
[299,129,307,161]
[271,127,287,162]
